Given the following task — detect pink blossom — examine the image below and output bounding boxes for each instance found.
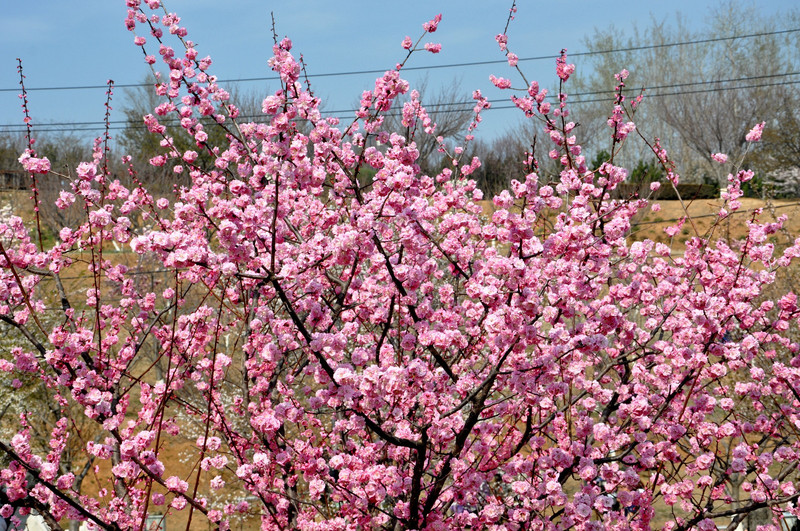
[423,13,442,33]
[556,49,575,81]
[424,42,442,54]
[711,152,728,164]
[165,476,188,493]
[489,75,512,89]
[55,191,75,210]
[745,121,765,142]
[17,151,50,174]
[401,36,413,50]
[495,33,508,51]
[309,479,325,499]
[171,496,187,510]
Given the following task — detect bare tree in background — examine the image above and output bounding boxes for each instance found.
[381,77,474,174]
[567,28,652,169]
[0,134,25,171]
[571,1,800,185]
[469,120,563,198]
[643,3,800,184]
[118,75,194,196]
[1,132,95,237]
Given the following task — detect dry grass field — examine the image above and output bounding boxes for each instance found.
[476,196,800,250]
[632,197,800,246]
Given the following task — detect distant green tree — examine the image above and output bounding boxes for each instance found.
[629,158,664,184]
[0,134,25,172]
[590,149,611,171]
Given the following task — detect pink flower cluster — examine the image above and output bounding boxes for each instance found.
[746,120,766,142]
[556,49,576,81]
[17,150,50,174]
[711,152,728,164]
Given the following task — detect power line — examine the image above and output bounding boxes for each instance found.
[638,201,800,225]
[3,76,799,134]
[1,28,798,94]
[568,28,800,58]
[574,71,799,98]
[568,78,800,105]
[3,70,797,131]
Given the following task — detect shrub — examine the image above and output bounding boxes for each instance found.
[1,3,799,530]
[656,183,719,200]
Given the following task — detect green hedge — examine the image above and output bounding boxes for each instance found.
[656,183,719,200]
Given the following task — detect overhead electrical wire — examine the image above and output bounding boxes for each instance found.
[2,75,798,134]
[2,70,796,131]
[0,27,798,93]
[1,26,797,309]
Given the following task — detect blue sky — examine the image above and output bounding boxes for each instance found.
[0,0,795,147]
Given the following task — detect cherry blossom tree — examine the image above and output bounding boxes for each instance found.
[3,2,800,530]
